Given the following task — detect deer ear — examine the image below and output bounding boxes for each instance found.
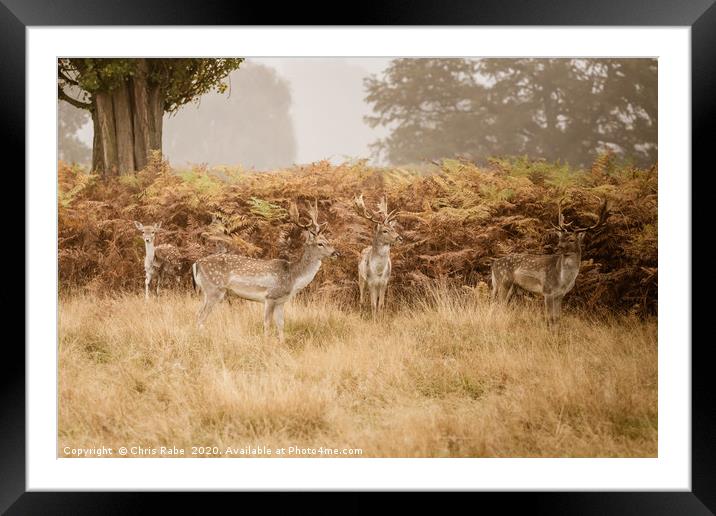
[134,221,144,231]
[155,222,162,230]
[577,232,586,242]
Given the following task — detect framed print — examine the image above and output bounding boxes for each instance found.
[7,0,711,512]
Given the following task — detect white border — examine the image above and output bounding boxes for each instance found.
[28,27,690,490]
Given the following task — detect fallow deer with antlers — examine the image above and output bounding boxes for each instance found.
[354,194,403,317]
[491,196,608,324]
[192,200,338,341]
[134,221,182,299]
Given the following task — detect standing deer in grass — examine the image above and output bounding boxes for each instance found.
[354,194,402,317]
[134,221,182,299]
[491,197,608,324]
[192,200,338,341]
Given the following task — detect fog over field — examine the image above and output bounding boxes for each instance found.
[252,58,392,164]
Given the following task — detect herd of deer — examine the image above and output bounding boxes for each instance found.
[134,195,608,341]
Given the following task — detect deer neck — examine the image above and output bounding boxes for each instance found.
[371,235,391,258]
[144,241,155,269]
[556,249,581,285]
[558,248,581,265]
[288,249,323,292]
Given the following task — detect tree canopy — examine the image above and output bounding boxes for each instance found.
[364,58,657,167]
[58,58,244,113]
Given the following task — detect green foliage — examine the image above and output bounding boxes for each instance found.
[74,58,136,93]
[151,58,245,113]
[178,168,223,196]
[58,164,98,207]
[248,197,288,221]
[58,58,244,113]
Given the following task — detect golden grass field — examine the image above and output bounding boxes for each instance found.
[58,287,657,458]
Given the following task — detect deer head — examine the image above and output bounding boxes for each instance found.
[551,196,608,254]
[354,193,402,246]
[134,221,162,245]
[288,199,338,260]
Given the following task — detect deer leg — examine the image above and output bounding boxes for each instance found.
[544,295,556,325]
[197,289,223,329]
[491,269,499,302]
[263,300,276,338]
[378,283,387,313]
[552,296,563,324]
[359,277,366,306]
[273,303,285,343]
[369,286,379,319]
[144,270,152,300]
[197,294,208,328]
[156,271,161,296]
[504,283,515,303]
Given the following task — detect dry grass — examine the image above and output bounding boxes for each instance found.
[58,287,657,458]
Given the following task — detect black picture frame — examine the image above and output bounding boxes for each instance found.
[6,0,709,513]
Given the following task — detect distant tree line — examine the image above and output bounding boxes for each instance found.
[364,58,657,167]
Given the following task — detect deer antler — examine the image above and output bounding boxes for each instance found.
[376,196,389,218]
[572,197,609,233]
[354,193,384,224]
[355,194,400,224]
[378,196,401,223]
[385,205,400,223]
[551,196,608,233]
[289,199,324,235]
[551,197,574,232]
[308,199,328,234]
[289,201,311,230]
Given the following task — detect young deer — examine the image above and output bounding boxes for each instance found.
[491,197,608,324]
[192,200,338,341]
[134,221,182,299]
[354,194,402,317]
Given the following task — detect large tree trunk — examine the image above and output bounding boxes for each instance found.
[91,60,163,177]
[112,81,135,174]
[131,59,163,170]
[93,91,118,177]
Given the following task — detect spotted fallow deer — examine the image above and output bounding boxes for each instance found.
[354,194,402,317]
[491,197,608,324]
[192,200,338,341]
[134,221,182,299]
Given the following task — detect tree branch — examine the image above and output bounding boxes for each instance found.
[58,68,80,87]
[58,86,92,110]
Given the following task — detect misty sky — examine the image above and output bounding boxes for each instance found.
[252,58,392,164]
[78,57,393,166]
